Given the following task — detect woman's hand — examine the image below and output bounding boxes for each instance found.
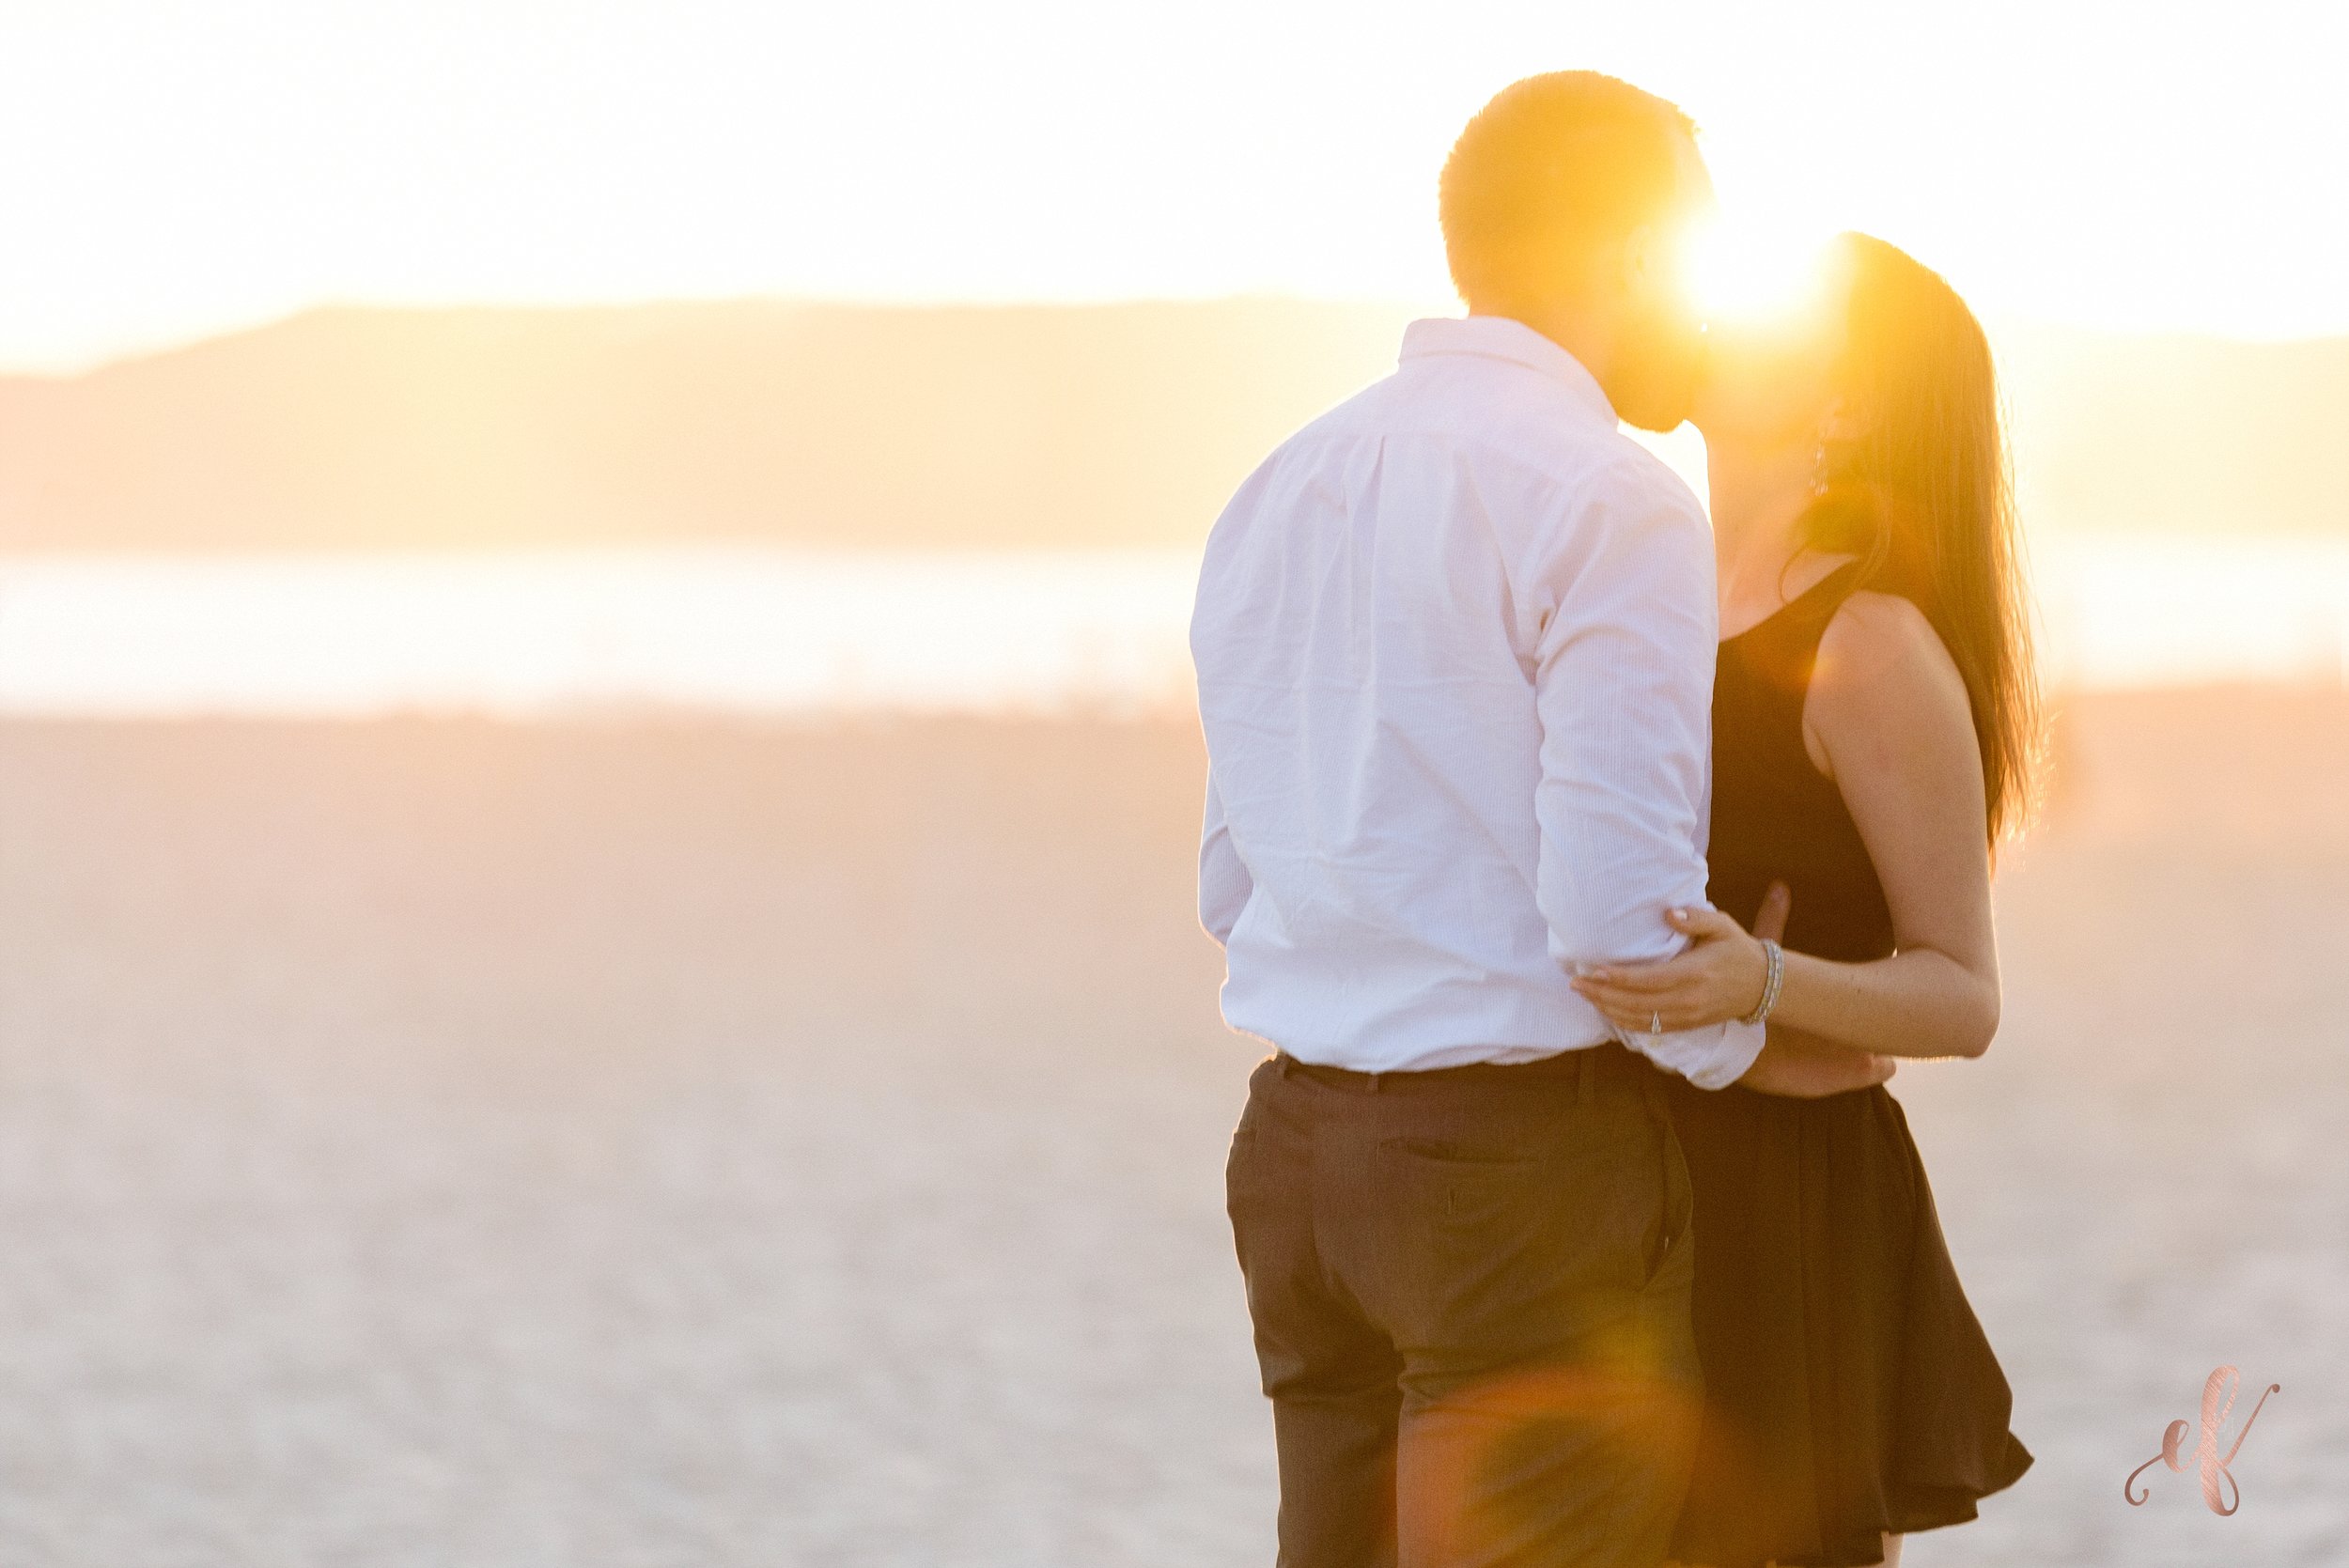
[1571,883,1790,1033]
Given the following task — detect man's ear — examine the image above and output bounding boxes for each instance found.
[1617,225,1664,298]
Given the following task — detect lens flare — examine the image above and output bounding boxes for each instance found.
[1688,216,1833,329]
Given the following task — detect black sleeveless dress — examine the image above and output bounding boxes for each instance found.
[1664,564,2031,1566]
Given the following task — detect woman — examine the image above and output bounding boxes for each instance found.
[1572,232,2036,1566]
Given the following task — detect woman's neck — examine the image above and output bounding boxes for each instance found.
[1707,437,1832,630]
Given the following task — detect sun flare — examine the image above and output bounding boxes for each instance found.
[1688,215,1834,330]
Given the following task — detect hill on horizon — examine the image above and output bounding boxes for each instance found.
[0,299,2340,551]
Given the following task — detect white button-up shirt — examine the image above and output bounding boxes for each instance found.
[1190,316,1764,1089]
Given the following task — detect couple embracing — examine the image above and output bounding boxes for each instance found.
[1190,72,2034,1567]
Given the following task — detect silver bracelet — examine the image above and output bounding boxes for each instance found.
[1743,939,1784,1027]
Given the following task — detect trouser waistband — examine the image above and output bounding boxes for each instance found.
[1272,1042,1648,1096]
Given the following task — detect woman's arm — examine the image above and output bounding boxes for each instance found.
[1571,592,2002,1061]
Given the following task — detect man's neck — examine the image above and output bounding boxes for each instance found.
[1466,296,1619,404]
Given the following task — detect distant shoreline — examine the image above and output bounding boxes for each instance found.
[1,300,2343,554]
[0,538,2335,719]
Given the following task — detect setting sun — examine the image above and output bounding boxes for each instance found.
[1688,213,1835,330]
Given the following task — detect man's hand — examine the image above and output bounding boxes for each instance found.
[1735,1028,1897,1098]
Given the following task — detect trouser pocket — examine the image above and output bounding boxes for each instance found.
[1640,1073,1697,1290]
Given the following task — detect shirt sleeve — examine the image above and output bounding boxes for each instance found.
[1198,768,1252,949]
[1525,457,1766,1091]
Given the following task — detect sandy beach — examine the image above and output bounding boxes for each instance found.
[0,688,2339,1565]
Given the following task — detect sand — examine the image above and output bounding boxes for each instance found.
[0,689,2338,1565]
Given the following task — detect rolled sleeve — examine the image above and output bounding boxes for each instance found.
[1641,1015,1767,1090]
[1527,456,1757,1089]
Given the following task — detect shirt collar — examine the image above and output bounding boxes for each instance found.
[1399,316,1618,425]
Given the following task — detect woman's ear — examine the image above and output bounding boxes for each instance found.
[1820,396,1866,446]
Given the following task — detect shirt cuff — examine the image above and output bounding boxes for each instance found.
[1622,1015,1767,1091]
[1685,1017,1767,1091]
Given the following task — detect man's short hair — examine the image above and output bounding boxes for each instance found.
[1439,72,1699,303]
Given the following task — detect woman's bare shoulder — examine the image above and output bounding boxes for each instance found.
[1819,592,1961,686]
[1810,591,1974,746]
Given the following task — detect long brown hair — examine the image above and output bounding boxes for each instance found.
[1803,232,2040,843]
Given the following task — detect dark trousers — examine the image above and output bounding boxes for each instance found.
[1226,1045,1700,1568]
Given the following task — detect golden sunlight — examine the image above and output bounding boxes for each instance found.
[0,3,2344,368]
[1687,214,1834,330]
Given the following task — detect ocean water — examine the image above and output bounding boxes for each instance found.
[0,536,2340,719]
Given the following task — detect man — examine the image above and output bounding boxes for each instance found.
[1191,72,1874,1567]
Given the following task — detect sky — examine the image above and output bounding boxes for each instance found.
[1,0,2344,371]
